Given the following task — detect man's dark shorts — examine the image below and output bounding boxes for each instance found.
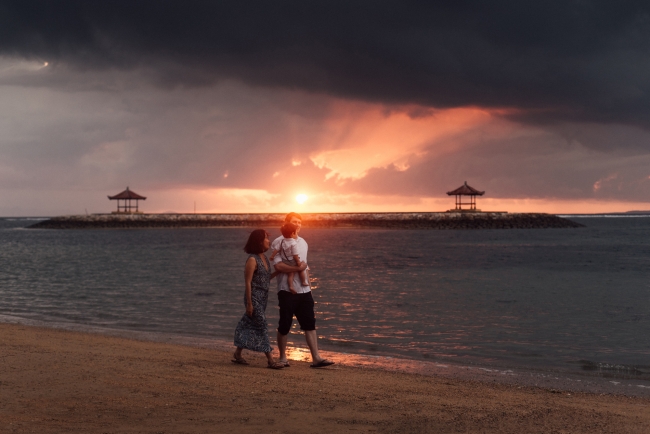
[277,291,316,335]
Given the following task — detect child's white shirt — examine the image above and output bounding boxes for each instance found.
[271,235,309,294]
[279,237,300,260]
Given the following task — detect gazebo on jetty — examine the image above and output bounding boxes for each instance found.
[447,181,485,212]
[108,187,146,213]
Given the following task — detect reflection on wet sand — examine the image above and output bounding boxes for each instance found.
[3,311,649,398]
[283,344,650,398]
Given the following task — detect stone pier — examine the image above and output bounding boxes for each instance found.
[28,212,583,230]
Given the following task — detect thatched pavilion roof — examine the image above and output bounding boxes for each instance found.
[108,187,147,200]
[446,181,485,196]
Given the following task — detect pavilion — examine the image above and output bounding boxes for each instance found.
[108,187,147,213]
[446,181,485,212]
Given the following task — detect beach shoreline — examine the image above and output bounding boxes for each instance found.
[2,323,649,433]
[2,313,648,399]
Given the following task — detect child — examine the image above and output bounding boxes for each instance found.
[269,222,310,294]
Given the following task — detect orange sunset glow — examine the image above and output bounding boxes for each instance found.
[1,3,649,217]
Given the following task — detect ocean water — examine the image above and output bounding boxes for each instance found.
[1,217,649,388]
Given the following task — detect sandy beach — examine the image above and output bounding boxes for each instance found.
[1,323,648,433]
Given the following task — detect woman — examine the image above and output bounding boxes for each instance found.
[233,229,284,369]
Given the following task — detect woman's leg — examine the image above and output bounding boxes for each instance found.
[232,347,250,364]
[265,351,284,369]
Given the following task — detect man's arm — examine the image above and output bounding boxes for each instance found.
[274,261,307,273]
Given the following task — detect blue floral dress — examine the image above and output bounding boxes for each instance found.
[233,254,272,353]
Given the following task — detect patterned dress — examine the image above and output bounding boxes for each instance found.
[233,254,273,353]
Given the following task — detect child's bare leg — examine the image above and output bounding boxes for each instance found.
[287,271,297,294]
[299,269,310,287]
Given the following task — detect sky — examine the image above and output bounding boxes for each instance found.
[1,1,650,215]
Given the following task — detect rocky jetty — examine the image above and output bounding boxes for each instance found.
[28,212,583,230]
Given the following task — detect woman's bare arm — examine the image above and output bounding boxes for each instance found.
[244,257,256,317]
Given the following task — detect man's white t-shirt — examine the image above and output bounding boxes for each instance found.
[271,235,310,294]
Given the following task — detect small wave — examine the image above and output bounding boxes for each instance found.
[559,214,650,218]
[572,360,650,379]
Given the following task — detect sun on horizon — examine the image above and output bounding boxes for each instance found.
[295,194,308,204]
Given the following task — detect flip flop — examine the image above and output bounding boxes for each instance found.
[267,361,285,370]
[277,361,291,368]
[310,359,335,368]
[231,357,249,365]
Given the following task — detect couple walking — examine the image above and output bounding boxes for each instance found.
[232,212,335,369]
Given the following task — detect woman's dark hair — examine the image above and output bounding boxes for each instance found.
[244,229,269,254]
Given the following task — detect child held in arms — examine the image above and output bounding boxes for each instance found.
[269,222,310,294]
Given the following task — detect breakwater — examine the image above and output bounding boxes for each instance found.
[28,212,583,230]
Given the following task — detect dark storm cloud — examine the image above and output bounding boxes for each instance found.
[3,1,650,128]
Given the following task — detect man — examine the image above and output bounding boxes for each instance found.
[271,212,334,368]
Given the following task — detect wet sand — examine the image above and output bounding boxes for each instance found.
[2,323,649,433]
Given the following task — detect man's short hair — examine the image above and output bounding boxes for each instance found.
[284,212,302,223]
[281,222,297,238]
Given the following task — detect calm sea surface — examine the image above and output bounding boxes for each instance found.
[1,217,649,383]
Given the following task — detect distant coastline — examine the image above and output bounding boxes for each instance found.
[27,212,583,230]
